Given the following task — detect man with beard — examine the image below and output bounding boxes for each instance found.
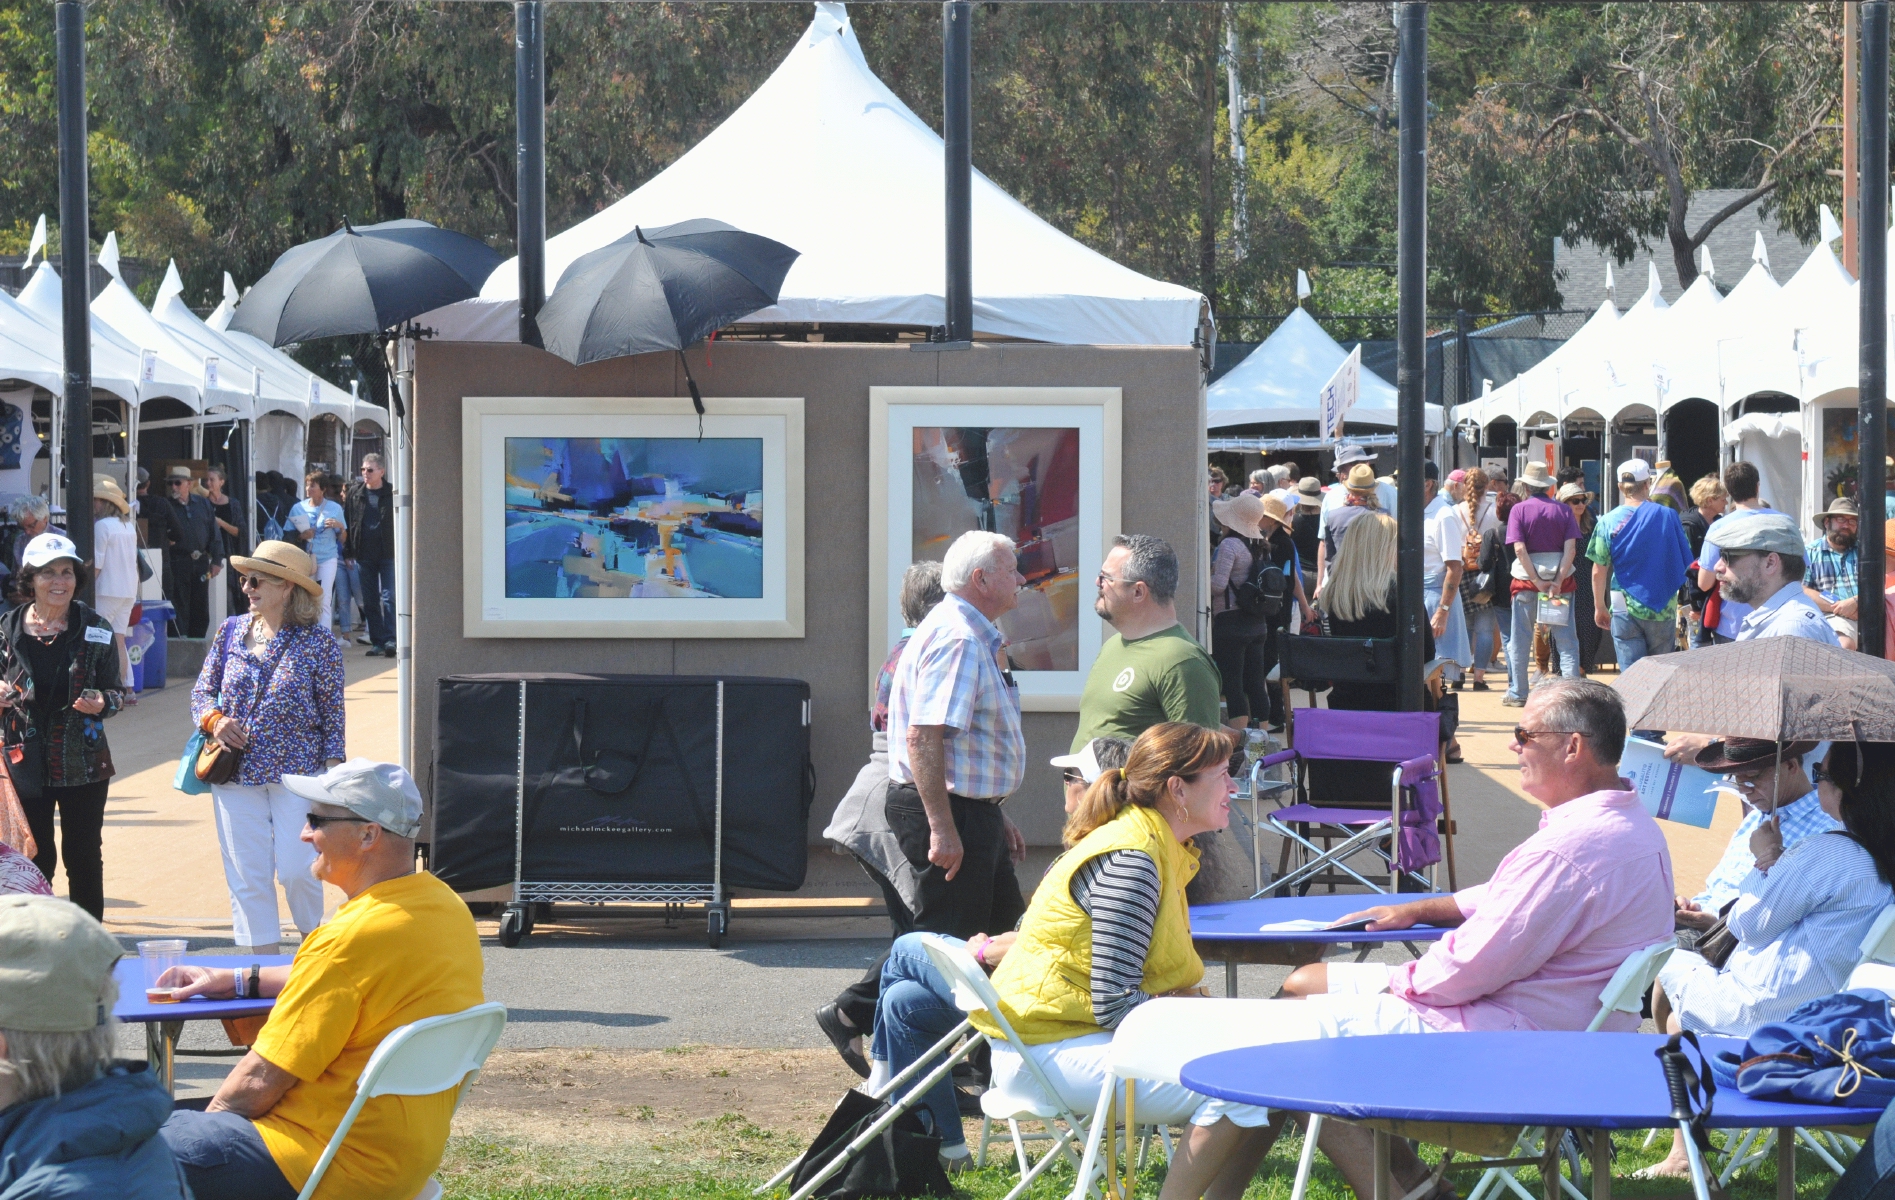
[1803,497,1862,649]
[1072,534,1222,749]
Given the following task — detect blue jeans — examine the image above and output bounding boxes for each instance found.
[1610,611,1676,670]
[331,558,362,630]
[357,557,396,647]
[872,932,968,1148]
[1507,589,1579,701]
[1827,1096,1895,1200]
[1466,603,1505,672]
[162,1108,297,1200]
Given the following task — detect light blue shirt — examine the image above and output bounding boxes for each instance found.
[1316,478,1399,539]
[293,498,346,563]
[1736,580,1841,646]
[1695,789,1840,911]
[1664,830,1892,1035]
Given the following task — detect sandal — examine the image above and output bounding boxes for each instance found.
[1445,743,1464,764]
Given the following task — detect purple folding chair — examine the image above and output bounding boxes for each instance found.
[1251,708,1444,897]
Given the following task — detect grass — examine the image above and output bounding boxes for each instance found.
[437,1120,1854,1200]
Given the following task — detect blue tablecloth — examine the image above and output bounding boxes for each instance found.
[1179,1031,1889,1130]
[1190,894,1453,947]
[113,954,290,1024]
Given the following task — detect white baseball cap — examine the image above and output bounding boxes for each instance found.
[20,532,79,569]
[1050,740,1110,784]
[282,758,424,838]
[1616,458,1653,484]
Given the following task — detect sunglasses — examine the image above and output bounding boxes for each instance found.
[1061,770,1087,786]
[305,812,372,831]
[238,574,282,589]
[1812,763,1833,786]
[1513,726,1582,745]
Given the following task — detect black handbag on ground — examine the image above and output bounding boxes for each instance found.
[789,1088,952,1199]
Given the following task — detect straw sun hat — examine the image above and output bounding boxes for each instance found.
[1212,492,1268,539]
[230,540,323,596]
[91,476,131,516]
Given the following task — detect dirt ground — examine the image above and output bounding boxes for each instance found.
[456,1045,864,1146]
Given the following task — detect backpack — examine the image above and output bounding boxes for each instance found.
[257,495,285,545]
[1236,542,1289,619]
[1459,501,1485,572]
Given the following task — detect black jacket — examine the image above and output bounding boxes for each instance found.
[344,480,394,561]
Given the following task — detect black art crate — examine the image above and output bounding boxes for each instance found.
[431,673,812,947]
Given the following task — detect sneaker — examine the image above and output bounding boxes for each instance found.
[355,635,374,646]
[939,1151,974,1176]
[365,646,383,658]
[1500,695,1527,708]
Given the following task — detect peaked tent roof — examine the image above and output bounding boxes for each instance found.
[428,2,1205,347]
[14,263,198,408]
[92,265,254,418]
[151,262,309,423]
[1207,307,1441,431]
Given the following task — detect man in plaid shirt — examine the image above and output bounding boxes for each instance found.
[884,530,1030,940]
[1803,497,1860,648]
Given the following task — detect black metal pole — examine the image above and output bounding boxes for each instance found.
[1396,1,1427,710]
[516,0,546,348]
[56,0,92,577]
[943,0,973,343]
[1861,0,1888,658]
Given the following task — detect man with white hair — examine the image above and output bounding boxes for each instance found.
[882,530,1030,951]
[0,896,191,1196]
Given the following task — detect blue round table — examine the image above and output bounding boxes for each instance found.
[113,954,291,1095]
[1189,894,1452,996]
[1180,1032,1887,1200]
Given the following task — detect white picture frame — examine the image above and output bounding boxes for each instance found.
[462,396,805,639]
[869,386,1122,712]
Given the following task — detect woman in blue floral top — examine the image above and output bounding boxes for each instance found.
[191,540,345,954]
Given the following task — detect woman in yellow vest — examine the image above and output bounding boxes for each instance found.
[973,722,1275,1199]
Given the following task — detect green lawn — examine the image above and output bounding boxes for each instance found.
[437,1119,1855,1200]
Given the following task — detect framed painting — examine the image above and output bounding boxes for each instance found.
[869,386,1122,712]
[462,396,804,638]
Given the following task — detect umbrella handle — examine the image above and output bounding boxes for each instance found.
[676,350,706,440]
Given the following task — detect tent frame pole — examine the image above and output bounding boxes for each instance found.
[516,0,546,348]
[943,0,973,343]
[57,0,93,578]
[1394,0,1427,712]
[1860,0,1888,658]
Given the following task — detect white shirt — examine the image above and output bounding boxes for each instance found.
[1736,580,1841,645]
[1422,493,1468,579]
[93,514,140,600]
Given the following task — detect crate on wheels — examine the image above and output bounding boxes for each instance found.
[430,673,813,948]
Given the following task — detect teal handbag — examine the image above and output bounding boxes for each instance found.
[174,728,213,795]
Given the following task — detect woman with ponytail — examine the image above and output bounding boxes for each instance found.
[970,722,1278,1193]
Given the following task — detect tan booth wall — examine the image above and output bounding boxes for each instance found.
[412,340,1205,878]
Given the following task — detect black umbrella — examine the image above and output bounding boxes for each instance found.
[229,218,503,346]
[537,219,799,429]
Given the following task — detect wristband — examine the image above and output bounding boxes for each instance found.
[249,964,261,1000]
[969,935,989,966]
[232,968,246,999]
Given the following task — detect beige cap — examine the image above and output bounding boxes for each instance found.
[283,758,424,839]
[0,896,123,1033]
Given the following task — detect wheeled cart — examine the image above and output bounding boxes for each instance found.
[430,673,812,948]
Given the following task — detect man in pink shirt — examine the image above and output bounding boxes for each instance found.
[1143,679,1674,1200]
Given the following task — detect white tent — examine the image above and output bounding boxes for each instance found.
[1660,260,1786,410]
[93,267,254,419]
[1207,307,1441,431]
[151,263,308,424]
[12,263,196,407]
[1456,296,1620,431]
[1572,271,1719,422]
[427,2,1205,347]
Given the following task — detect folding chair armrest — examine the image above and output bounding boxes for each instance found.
[1395,754,1440,787]
[1255,748,1299,770]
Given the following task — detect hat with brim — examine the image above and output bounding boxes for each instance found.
[1694,738,1821,773]
[230,539,323,596]
[1296,477,1323,506]
[1815,497,1860,523]
[1557,482,1592,504]
[1344,462,1379,492]
[1050,740,1108,785]
[1212,493,1268,540]
[1519,462,1555,490]
[1260,495,1293,530]
[92,476,131,516]
[282,757,424,839]
[0,896,123,1033]
[20,532,80,571]
[1332,443,1372,468]
[165,465,193,482]
[1712,512,1805,558]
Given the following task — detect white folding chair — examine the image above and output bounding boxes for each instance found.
[1716,906,1895,1186]
[918,936,1101,1200]
[295,1001,509,1200]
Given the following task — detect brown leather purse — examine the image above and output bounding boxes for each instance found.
[195,737,242,784]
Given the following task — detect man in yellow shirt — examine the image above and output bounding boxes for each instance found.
[159,759,484,1200]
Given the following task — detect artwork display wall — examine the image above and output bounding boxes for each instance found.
[463,396,804,638]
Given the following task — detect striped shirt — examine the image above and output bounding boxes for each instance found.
[1694,789,1840,911]
[1070,848,1162,1030]
[1662,831,1893,1035]
[887,594,1025,800]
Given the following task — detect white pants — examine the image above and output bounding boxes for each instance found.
[991,988,1428,1128]
[314,557,338,632]
[212,782,323,946]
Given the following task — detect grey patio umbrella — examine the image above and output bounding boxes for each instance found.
[229,218,503,346]
[1613,636,1895,743]
[536,219,799,431]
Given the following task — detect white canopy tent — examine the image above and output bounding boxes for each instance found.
[1455,296,1621,432]
[1207,307,1441,432]
[1565,270,1717,424]
[1659,259,1787,411]
[427,2,1205,347]
[14,263,197,409]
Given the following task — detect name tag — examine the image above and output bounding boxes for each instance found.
[84,626,112,645]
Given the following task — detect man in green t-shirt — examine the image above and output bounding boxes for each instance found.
[1073,534,1223,750]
